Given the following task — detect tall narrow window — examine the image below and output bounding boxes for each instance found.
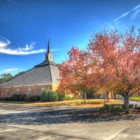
[27,89,31,96]
[41,88,44,94]
[6,90,9,97]
[1,89,3,97]
[16,89,19,94]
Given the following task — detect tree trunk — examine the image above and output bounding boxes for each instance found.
[124,95,129,109]
[104,93,106,105]
[107,92,110,101]
[84,92,86,103]
[115,94,116,99]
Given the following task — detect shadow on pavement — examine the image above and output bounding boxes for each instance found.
[0,108,140,125]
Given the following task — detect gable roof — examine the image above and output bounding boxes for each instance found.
[34,60,57,67]
[0,63,59,87]
[0,40,60,87]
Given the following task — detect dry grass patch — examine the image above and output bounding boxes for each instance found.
[73,99,123,108]
[25,99,122,107]
[25,99,83,106]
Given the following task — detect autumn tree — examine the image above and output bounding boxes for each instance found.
[88,26,140,109]
[58,47,95,103]
[58,26,140,109]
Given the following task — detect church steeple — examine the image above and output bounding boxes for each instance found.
[47,38,50,53]
[34,38,57,67]
[45,38,53,61]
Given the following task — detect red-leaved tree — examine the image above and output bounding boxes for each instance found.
[58,26,140,109]
[88,27,140,109]
[58,47,95,102]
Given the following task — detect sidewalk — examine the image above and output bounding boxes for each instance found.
[116,97,140,106]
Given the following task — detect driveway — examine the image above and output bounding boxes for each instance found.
[0,102,140,140]
[116,97,140,106]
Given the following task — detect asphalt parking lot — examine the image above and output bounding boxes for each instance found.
[0,102,140,140]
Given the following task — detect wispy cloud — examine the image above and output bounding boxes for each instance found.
[0,37,46,55]
[50,49,59,51]
[0,39,10,48]
[6,0,22,5]
[3,68,19,73]
[113,4,140,22]
[132,8,140,19]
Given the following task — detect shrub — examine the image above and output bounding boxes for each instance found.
[103,104,108,110]
[103,104,112,110]
[99,107,106,114]
[0,98,4,101]
[8,97,13,101]
[121,104,125,109]
[48,91,58,101]
[66,96,79,100]
[11,94,27,101]
[0,94,40,102]
[3,97,10,101]
[34,95,40,101]
[24,95,40,102]
[41,89,58,102]
[12,94,21,101]
[111,105,124,115]
[65,96,72,100]
[32,95,40,101]
[18,94,26,101]
[24,96,32,102]
[58,94,66,101]
[108,105,113,110]
[125,109,131,114]
[129,104,134,108]
[135,104,138,108]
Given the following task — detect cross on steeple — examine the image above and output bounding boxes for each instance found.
[45,38,53,61]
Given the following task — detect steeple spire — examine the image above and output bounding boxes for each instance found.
[34,38,56,67]
[45,38,53,61]
[47,38,50,53]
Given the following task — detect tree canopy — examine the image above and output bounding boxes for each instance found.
[58,26,140,109]
[0,71,24,84]
[0,73,13,83]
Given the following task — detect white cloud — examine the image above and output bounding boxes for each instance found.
[113,4,140,22]
[0,38,46,55]
[0,37,59,55]
[0,39,10,48]
[3,68,19,73]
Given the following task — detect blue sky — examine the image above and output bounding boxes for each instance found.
[0,0,140,75]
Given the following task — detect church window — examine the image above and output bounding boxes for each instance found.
[1,89,3,97]
[27,89,31,96]
[16,89,19,94]
[41,88,44,94]
[6,90,9,97]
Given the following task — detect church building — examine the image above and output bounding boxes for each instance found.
[0,40,59,97]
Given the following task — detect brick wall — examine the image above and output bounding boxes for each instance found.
[0,84,54,97]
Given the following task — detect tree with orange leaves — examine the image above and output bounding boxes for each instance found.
[87,26,140,109]
[58,26,140,109]
[58,47,95,103]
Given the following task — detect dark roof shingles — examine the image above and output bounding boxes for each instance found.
[0,65,54,87]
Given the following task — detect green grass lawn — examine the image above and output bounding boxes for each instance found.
[130,96,140,102]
